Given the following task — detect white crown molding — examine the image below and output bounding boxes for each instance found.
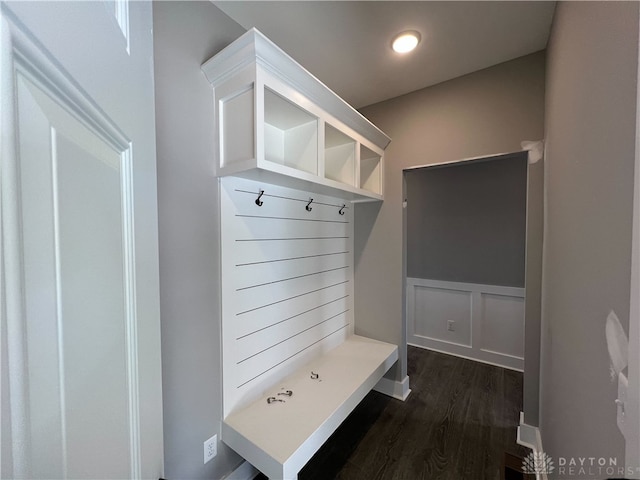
[201,28,391,151]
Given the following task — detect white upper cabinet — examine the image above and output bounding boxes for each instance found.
[201,28,390,201]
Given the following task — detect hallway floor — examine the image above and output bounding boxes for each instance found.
[257,346,528,480]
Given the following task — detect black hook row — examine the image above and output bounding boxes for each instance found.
[253,189,347,216]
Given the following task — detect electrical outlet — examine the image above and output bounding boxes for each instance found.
[204,435,217,464]
[447,320,456,332]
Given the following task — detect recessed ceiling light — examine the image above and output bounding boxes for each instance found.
[392,31,421,54]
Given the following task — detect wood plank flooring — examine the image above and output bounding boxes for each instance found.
[256,346,528,480]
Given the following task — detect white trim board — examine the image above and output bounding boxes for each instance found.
[374,375,411,401]
[407,278,525,371]
[403,150,526,172]
[224,461,259,480]
[408,343,523,372]
[517,412,548,480]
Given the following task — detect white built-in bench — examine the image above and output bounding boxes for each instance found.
[223,335,398,480]
[203,28,400,480]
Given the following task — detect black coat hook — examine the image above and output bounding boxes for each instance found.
[339,204,346,215]
[305,198,313,212]
[255,190,264,206]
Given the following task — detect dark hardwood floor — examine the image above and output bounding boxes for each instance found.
[257,346,528,480]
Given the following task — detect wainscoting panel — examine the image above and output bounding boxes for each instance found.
[413,285,471,347]
[220,176,354,416]
[407,278,524,370]
[481,293,525,359]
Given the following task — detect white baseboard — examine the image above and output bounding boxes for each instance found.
[517,412,548,480]
[408,342,524,372]
[407,278,524,371]
[223,460,259,480]
[374,375,411,401]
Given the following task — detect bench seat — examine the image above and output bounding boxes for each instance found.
[222,335,398,479]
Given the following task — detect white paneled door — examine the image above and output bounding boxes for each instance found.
[0,2,162,479]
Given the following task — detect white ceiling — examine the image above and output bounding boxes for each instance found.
[214,1,556,108]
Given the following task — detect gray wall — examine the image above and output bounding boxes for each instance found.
[152,3,246,478]
[541,1,637,465]
[405,152,528,287]
[356,52,545,383]
[524,156,544,426]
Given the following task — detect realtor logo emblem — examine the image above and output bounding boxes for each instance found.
[522,451,555,474]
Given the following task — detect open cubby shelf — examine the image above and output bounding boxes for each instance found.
[264,89,318,175]
[203,29,388,202]
[360,144,382,195]
[324,123,356,186]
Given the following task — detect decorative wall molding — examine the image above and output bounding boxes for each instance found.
[407,278,524,370]
[121,145,141,479]
[1,13,31,477]
[1,6,141,477]
[2,4,129,153]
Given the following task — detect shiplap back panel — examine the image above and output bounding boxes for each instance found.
[220,177,354,416]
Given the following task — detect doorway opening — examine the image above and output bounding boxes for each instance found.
[402,149,543,427]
